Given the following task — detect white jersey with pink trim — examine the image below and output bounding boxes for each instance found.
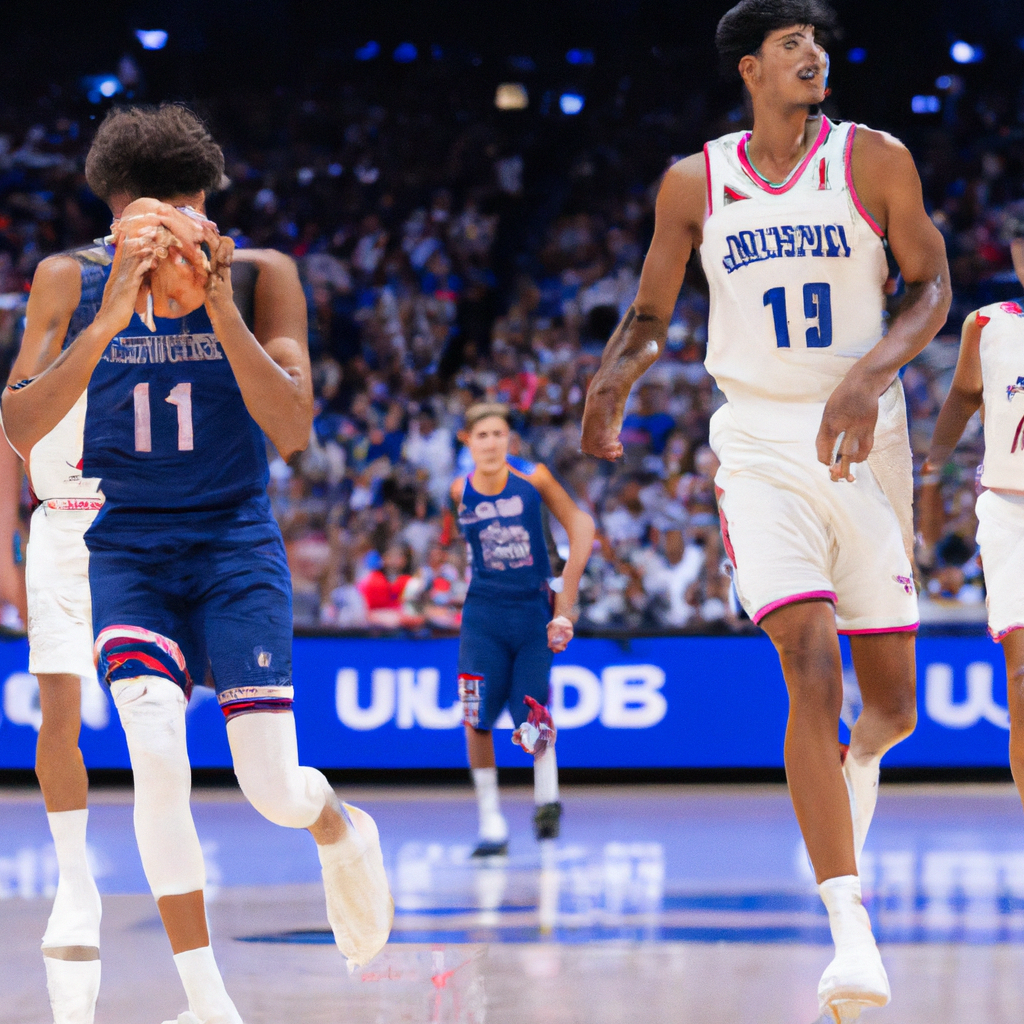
[978,299,1024,492]
[26,390,103,503]
[700,116,889,440]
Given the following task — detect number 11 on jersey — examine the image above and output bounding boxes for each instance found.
[134,382,194,452]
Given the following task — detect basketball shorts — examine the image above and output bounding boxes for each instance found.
[85,493,295,719]
[975,489,1024,641]
[458,590,553,731]
[26,500,102,680]
[711,404,918,634]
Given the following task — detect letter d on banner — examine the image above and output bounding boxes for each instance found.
[600,665,667,728]
[336,668,396,730]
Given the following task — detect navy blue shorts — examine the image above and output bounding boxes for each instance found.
[86,494,294,719]
[457,590,553,731]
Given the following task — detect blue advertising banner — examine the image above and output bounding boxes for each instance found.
[0,633,1011,769]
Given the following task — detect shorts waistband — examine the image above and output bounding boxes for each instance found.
[44,498,104,512]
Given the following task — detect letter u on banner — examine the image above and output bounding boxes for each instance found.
[336,668,396,730]
[925,662,1009,730]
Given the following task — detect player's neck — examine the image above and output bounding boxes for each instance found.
[746,104,821,186]
[471,464,510,496]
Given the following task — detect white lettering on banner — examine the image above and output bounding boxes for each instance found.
[924,662,1009,730]
[600,665,668,728]
[332,663,668,731]
[1,673,110,732]
[550,665,603,728]
[336,668,395,730]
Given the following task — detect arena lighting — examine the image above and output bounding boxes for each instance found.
[936,75,953,89]
[846,47,866,63]
[135,29,168,50]
[354,41,379,61]
[393,42,417,63]
[911,95,941,114]
[950,41,983,64]
[495,83,529,111]
[566,49,594,65]
[559,93,585,115]
[83,74,123,103]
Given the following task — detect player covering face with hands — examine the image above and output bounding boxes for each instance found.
[2,104,393,1024]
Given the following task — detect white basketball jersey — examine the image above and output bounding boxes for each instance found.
[979,299,1024,492]
[26,391,103,504]
[701,116,889,440]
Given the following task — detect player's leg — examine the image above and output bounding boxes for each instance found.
[459,595,514,855]
[844,633,917,862]
[1002,630,1024,809]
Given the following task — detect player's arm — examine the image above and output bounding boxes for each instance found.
[529,464,596,629]
[580,154,705,461]
[1,235,159,456]
[918,310,985,545]
[817,129,952,481]
[204,240,313,461]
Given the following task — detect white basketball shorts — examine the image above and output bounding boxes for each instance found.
[26,500,101,679]
[710,404,918,634]
[975,488,1024,641]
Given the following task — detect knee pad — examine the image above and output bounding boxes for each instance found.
[459,674,484,728]
[227,711,330,829]
[112,676,205,898]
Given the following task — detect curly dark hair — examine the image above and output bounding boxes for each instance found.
[85,104,226,204]
[715,0,841,79]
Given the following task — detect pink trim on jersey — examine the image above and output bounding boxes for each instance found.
[752,590,836,625]
[990,623,1024,642]
[844,124,885,238]
[838,623,919,636]
[703,143,713,218]
[736,116,831,196]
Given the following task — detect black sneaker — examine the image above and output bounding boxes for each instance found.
[533,802,562,841]
[471,839,509,858]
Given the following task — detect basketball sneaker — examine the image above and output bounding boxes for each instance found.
[533,802,562,841]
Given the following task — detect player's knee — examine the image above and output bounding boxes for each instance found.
[235,761,328,829]
[111,675,189,765]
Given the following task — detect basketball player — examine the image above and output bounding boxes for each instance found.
[920,235,1024,806]
[580,3,951,1019]
[453,404,595,855]
[2,105,392,1024]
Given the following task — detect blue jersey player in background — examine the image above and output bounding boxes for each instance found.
[2,105,392,1024]
[452,403,595,855]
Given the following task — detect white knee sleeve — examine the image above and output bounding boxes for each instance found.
[112,677,205,899]
[227,711,330,829]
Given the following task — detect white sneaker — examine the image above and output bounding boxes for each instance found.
[817,938,890,1022]
[318,802,394,968]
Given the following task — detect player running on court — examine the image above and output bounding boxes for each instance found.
[2,105,392,1024]
[921,234,1024,809]
[453,404,595,855]
[580,2,951,1019]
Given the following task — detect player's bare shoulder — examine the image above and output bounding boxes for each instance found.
[659,153,708,236]
[29,254,84,310]
[849,126,921,231]
[232,246,300,282]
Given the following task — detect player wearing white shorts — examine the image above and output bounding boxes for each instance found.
[921,235,1024,809]
[3,368,104,1020]
[580,2,951,1019]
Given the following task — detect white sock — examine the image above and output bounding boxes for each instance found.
[471,767,507,842]
[173,946,242,1024]
[42,809,101,949]
[844,752,881,864]
[819,875,875,954]
[534,747,559,806]
[44,958,101,1024]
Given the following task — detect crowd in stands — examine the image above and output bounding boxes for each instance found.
[1,43,1023,634]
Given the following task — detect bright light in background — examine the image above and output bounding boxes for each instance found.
[495,83,529,111]
[846,47,866,63]
[950,41,983,64]
[135,29,168,51]
[559,93,585,115]
[935,75,953,89]
[566,49,594,65]
[354,41,380,61]
[393,42,417,63]
[911,95,941,114]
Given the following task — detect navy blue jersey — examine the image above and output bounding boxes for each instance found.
[458,460,551,599]
[68,246,268,511]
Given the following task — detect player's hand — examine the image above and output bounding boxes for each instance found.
[113,201,210,270]
[547,615,574,653]
[580,389,625,461]
[203,225,236,313]
[816,373,880,482]
[97,231,161,335]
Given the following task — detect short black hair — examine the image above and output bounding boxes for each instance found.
[85,104,225,203]
[715,0,841,79]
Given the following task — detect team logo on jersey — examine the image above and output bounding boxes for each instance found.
[1006,377,1024,402]
[892,574,914,595]
[722,223,852,274]
[723,185,750,205]
[1000,301,1024,317]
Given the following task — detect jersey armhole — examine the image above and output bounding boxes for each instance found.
[843,125,885,239]
[703,143,713,220]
